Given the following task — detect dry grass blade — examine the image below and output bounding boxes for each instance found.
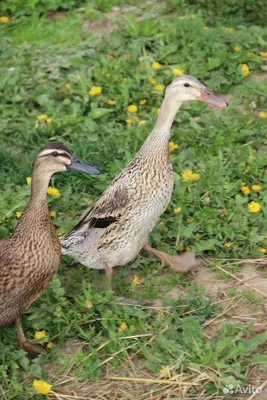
[107,376,199,386]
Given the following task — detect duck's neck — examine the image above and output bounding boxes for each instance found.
[29,169,51,208]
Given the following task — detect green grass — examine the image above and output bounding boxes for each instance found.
[0,1,267,399]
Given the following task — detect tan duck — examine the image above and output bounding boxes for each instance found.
[0,142,99,353]
[60,76,228,287]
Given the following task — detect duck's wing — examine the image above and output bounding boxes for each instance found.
[72,182,130,233]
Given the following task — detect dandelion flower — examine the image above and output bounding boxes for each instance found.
[154,84,164,92]
[172,68,184,76]
[37,114,48,121]
[240,64,250,76]
[241,186,250,195]
[47,187,60,197]
[85,299,93,308]
[226,27,233,33]
[152,62,161,70]
[157,108,161,115]
[26,177,32,185]
[259,52,267,58]
[174,207,182,214]
[0,16,9,24]
[47,342,54,349]
[125,118,132,124]
[132,275,141,285]
[203,26,209,30]
[234,46,241,52]
[107,54,114,60]
[258,111,267,119]
[169,141,179,152]
[177,245,184,252]
[148,77,157,85]
[258,248,266,253]
[107,99,116,105]
[160,366,169,378]
[49,210,57,218]
[89,86,102,96]
[118,322,127,332]
[248,201,261,213]
[16,211,22,219]
[64,83,71,89]
[252,185,261,192]
[76,74,82,80]
[34,330,47,340]
[138,120,146,126]
[181,170,200,182]
[224,242,232,248]
[32,380,52,395]
[46,118,53,124]
[127,104,138,113]
[187,217,195,223]
[139,99,147,105]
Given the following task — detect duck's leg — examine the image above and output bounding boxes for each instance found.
[143,244,199,273]
[15,317,44,354]
[104,263,113,290]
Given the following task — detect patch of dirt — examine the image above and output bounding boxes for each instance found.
[82,20,118,36]
[251,73,267,83]
[47,11,69,20]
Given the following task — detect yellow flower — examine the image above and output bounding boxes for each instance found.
[203,26,209,30]
[234,46,241,52]
[0,16,9,24]
[187,217,195,223]
[76,74,82,80]
[49,210,57,218]
[107,99,116,105]
[226,27,233,33]
[241,186,250,195]
[47,342,54,349]
[85,299,93,308]
[34,330,47,340]
[132,275,141,285]
[47,187,60,196]
[252,185,261,192]
[259,52,267,58]
[107,54,114,60]
[64,83,71,89]
[157,108,161,115]
[240,64,250,76]
[177,245,184,252]
[169,141,179,152]
[32,380,52,395]
[258,111,267,119]
[127,104,138,113]
[125,118,133,124]
[160,366,169,378]
[118,322,127,332]
[26,176,32,185]
[89,86,102,96]
[248,201,261,213]
[16,211,22,219]
[148,77,157,85]
[46,118,53,124]
[37,114,48,121]
[224,242,232,248]
[154,84,164,92]
[140,99,147,105]
[174,207,182,214]
[172,68,184,76]
[152,62,161,70]
[258,247,266,253]
[181,170,200,182]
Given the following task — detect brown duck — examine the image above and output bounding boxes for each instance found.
[0,142,99,353]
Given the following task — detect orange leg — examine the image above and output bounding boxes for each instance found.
[143,244,199,273]
[15,317,44,354]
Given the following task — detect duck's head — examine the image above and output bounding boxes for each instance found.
[166,75,228,108]
[34,141,100,175]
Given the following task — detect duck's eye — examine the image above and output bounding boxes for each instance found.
[51,151,59,157]
[184,83,190,88]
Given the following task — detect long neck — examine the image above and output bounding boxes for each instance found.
[143,92,182,149]
[29,168,52,208]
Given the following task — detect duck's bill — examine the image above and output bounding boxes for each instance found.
[197,88,228,108]
[68,155,100,175]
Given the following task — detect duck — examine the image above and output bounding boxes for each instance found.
[60,75,228,288]
[0,141,99,353]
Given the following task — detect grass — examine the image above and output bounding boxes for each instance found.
[0,1,267,399]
